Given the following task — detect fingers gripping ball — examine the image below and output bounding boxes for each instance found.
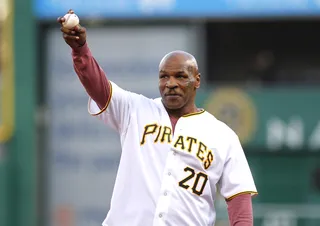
[62,13,79,29]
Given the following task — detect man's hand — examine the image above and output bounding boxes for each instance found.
[57,9,87,49]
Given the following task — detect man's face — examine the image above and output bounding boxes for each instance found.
[159,57,200,110]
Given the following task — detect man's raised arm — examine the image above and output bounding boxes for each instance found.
[72,42,110,109]
[57,9,110,109]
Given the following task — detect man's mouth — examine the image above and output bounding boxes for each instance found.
[165,93,180,96]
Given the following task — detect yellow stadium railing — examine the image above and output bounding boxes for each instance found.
[0,0,14,143]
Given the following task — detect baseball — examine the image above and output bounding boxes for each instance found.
[62,13,79,29]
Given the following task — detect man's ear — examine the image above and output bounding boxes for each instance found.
[195,73,201,89]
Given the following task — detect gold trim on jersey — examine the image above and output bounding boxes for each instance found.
[182,109,205,118]
[89,80,113,116]
[226,191,258,201]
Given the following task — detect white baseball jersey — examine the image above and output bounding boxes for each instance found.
[88,81,258,226]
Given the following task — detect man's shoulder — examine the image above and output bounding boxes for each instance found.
[132,95,164,112]
[110,81,161,104]
[144,97,164,110]
[202,111,238,138]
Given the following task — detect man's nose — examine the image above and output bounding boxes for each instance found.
[166,77,178,89]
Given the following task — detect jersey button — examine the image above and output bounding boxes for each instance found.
[164,192,167,196]
[173,151,176,155]
[168,172,171,176]
[159,214,163,218]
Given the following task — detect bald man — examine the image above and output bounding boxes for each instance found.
[58,11,257,226]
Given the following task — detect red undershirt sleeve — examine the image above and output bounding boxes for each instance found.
[72,42,111,110]
[227,194,253,226]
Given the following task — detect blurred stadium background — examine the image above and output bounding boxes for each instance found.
[1,0,320,225]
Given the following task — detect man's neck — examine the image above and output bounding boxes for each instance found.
[166,105,199,119]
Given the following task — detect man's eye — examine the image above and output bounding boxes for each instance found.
[160,75,168,78]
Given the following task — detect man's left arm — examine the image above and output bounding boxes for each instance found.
[217,132,258,226]
[227,193,253,226]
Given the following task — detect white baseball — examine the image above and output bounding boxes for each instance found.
[62,13,80,29]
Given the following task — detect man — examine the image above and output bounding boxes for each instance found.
[58,10,258,226]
